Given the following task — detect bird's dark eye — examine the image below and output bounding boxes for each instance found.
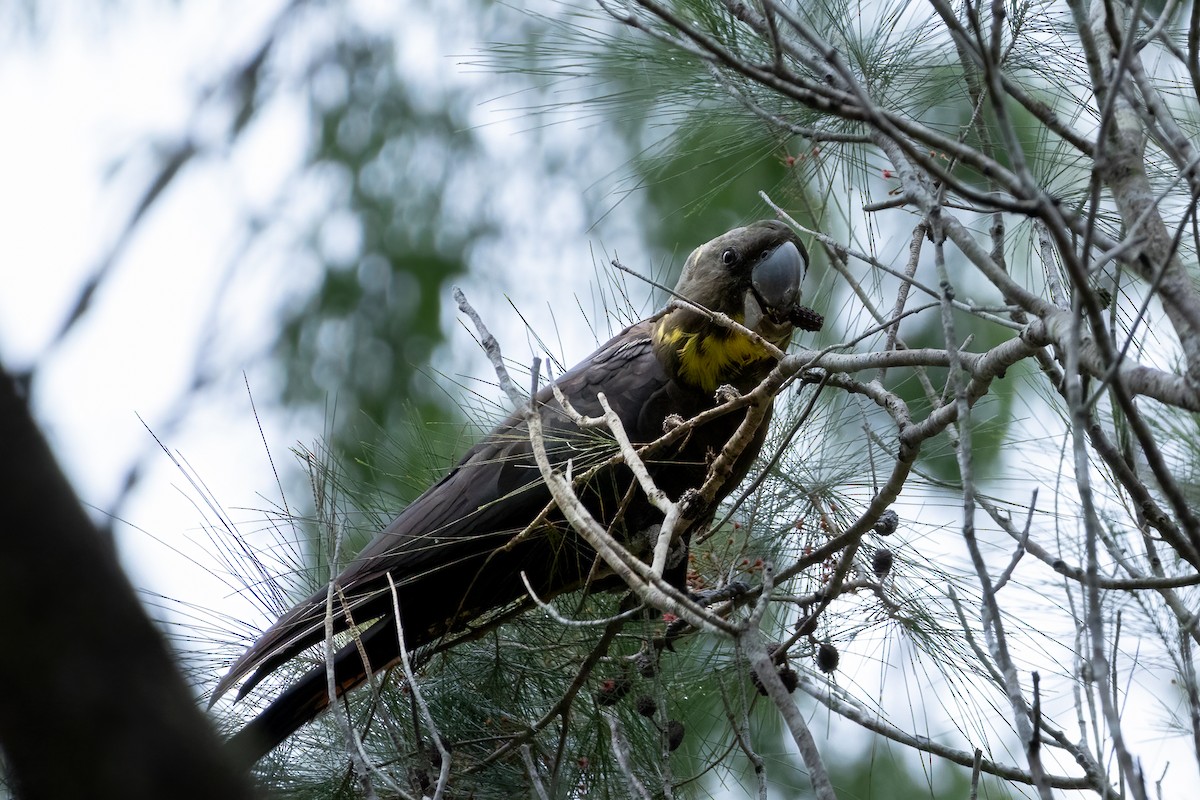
[721,248,738,266]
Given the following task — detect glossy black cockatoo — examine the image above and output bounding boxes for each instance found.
[211,220,821,762]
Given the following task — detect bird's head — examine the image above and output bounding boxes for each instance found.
[654,220,823,393]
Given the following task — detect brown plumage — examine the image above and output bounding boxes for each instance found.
[213,220,818,763]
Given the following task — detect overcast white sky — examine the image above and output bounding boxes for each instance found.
[0,1,303,608]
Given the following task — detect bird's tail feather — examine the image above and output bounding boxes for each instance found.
[227,617,400,767]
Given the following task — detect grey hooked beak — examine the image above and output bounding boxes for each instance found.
[745,240,824,333]
[750,240,805,322]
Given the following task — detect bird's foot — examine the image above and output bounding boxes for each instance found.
[714,383,740,403]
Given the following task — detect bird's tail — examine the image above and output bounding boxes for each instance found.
[226,618,400,767]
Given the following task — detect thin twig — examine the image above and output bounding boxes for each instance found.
[387,574,451,799]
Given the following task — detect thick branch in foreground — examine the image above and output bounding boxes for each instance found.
[0,369,253,799]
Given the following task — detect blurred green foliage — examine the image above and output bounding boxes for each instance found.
[276,34,492,502]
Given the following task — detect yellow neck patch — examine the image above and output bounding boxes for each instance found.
[655,318,775,393]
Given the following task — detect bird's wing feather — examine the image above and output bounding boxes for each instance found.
[212,321,663,704]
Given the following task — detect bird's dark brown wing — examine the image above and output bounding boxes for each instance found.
[213,320,697,704]
[219,317,771,762]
